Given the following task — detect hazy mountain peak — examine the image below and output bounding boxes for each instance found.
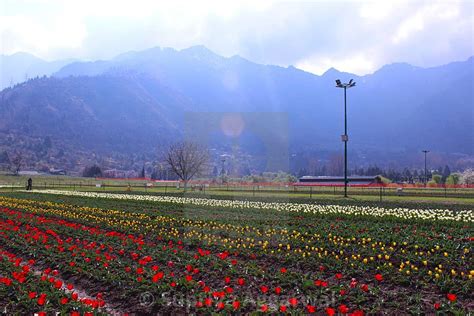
[321,67,359,82]
[228,54,255,65]
[375,62,418,74]
[3,51,42,60]
[179,45,223,62]
[0,52,72,89]
[322,67,342,76]
[180,45,215,55]
[113,46,168,61]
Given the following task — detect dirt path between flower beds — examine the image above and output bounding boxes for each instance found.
[0,243,122,315]
[30,269,122,315]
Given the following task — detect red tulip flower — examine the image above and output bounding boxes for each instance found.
[350,279,358,288]
[338,304,349,314]
[152,272,164,282]
[447,293,457,302]
[314,279,328,287]
[261,304,269,312]
[37,295,46,306]
[289,297,298,307]
[232,300,240,310]
[280,305,287,312]
[375,274,383,282]
[1,277,12,286]
[306,305,316,313]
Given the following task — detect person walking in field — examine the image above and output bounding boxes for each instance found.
[26,178,32,190]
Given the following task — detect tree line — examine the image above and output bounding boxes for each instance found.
[80,142,474,188]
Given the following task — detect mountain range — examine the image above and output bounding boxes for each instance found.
[0,46,472,173]
[0,52,74,90]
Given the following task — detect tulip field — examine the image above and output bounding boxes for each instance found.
[0,190,473,315]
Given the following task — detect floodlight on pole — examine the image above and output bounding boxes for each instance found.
[335,79,356,198]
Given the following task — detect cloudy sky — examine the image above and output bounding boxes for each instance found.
[1,0,473,75]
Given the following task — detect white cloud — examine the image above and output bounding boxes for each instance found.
[392,12,425,44]
[359,1,400,20]
[0,14,86,55]
[296,53,377,76]
[392,1,461,44]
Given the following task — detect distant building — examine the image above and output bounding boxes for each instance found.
[49,168,66,175]
[19,170,43,176]
[298,176,382,185]
[103,169,138,178]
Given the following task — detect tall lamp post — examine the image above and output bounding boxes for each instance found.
[335,79,356,198]
[422,150,429,186]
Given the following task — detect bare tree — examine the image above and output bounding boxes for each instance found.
[10,152,24,175]
[165,141,209,191]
